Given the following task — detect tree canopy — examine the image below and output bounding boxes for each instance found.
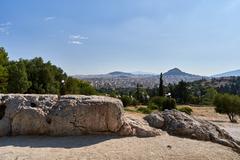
[214,93,240,123]
[0,48,9,93]
[0,47,97,95]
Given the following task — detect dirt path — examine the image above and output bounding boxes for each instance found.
[0,135,239,160]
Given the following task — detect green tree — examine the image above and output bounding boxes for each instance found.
[162,97,176,111]
[25,57,67,94]
[174,81,190,104]
[0,66,8,93]
[7,61,31,93]
[134,84,149,104]
[0,47,9,65]
[159,73,164,96]
[136,83,141,101]
[202,88,218,105]
[0,47,9,93]
[214,93,240,123]
[120,95,132,107]
[64,77,96,95]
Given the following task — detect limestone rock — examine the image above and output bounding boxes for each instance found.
[144,112,164,129]
[0,94,162,138]
[0,117,11,136]
[12,107,49,135]
[48,95,124,136]
[119,117,162,137]
[144,110,240,151]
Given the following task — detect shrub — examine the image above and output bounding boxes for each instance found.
[120,95,132,107]
[189,95,201,105]
[120,95,139,107]
[150,96,165,107]
[214,93,240,123]
[177,106,193,115]
[148,103,158,110]
[131,98,139,106]
[150,96,177,111]
[137,107,152,114]
[162,98,176,111]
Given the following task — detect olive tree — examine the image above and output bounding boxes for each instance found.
[214,94,240,123]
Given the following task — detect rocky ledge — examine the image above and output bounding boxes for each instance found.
[144,110,240,152]
[0,94,161,137]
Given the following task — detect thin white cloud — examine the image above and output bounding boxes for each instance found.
[44,16,56,21]
[0,28,9,34]
[68,34,88,45]
[68,40,83,45]
[0,22,12,26]
[0,22,12,35]
[69,34,88,40]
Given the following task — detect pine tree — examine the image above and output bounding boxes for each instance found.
[7,61,31,93]
[159,73,164,96]
[0,47,9,93]
[136,83,141,100]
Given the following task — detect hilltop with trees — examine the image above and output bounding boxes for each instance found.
[0,47,96,95]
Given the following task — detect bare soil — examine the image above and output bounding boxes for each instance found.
[0,135,239,160]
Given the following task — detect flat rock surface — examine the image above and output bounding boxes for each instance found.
[0,135,239,160]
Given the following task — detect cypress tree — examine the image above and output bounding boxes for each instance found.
[159,73,164,96]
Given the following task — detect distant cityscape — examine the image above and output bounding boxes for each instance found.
[74,68,240,89]
[74,68,204,89]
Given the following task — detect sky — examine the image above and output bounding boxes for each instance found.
[1,0,240,76]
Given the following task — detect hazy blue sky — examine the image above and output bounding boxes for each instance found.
[1,0,240,76]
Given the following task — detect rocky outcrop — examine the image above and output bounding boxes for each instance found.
[144,113,164,129]
[48,95,124,136]
[144,110,240,152]
[119,117,163,137]
[0,94,58,136]
[0,94,159,137]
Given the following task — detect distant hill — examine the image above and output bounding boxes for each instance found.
[164,68,195,76]
[163,68,203,84]
[131,71,157,75]
[108,71,133,76]
[213,69,240,78]
[73,68,204,89]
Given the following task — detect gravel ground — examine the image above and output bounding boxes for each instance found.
[0,135,239,160]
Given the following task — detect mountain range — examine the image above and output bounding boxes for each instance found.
[73,68,240,89]
[212,69,240,78]
[73,68,204,89]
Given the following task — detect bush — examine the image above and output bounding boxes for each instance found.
[120,95,139,107]
[150,96,165,108]
[214,93,240,123]
[148,103,158,110]
[177,106,193,115]
[131,98,139,106]
[120,95,132,107]
[189,95,201,105]
[149,96,177,111]
[137,107,152,114]
[162,98,176,111]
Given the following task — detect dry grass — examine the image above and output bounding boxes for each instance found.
[188,105,239,123]
[126,104,239,123]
